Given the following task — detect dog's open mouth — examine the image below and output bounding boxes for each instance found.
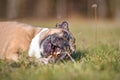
[53,47,61,57]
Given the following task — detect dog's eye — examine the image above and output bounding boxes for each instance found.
[63,31,70,40]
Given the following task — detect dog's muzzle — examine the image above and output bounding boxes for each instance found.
[40,34,72,63]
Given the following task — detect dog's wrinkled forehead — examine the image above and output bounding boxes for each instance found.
[51,30,72,40]
[49,29,72,41]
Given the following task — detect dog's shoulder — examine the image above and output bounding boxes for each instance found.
[0,21,42,60]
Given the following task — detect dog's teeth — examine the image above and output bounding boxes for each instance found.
[56,51,60,55]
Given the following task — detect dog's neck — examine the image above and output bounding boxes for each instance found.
[28,28,49,58]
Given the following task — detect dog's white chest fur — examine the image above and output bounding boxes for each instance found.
[28,28,48,58]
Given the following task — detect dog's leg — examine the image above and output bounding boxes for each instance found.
[5,41,19,61]
[5,52,18,62]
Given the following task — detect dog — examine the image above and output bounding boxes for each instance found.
[0,21,76,63]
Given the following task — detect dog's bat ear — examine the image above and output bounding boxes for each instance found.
[56,21,69,31]
[61,21,69,30]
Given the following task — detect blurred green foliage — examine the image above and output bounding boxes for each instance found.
[0,20,120,80]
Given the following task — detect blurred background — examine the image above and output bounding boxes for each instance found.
[0,0,120,21]
[1,1,120,80]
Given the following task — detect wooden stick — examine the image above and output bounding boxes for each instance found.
[66,52,76,63]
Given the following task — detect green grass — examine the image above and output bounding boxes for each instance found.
[0,20,120,80]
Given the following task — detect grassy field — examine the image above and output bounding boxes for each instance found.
[0,20,120,80]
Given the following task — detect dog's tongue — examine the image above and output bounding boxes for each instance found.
[52,48,61,57]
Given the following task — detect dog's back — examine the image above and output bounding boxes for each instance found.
[0,22,39,61]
